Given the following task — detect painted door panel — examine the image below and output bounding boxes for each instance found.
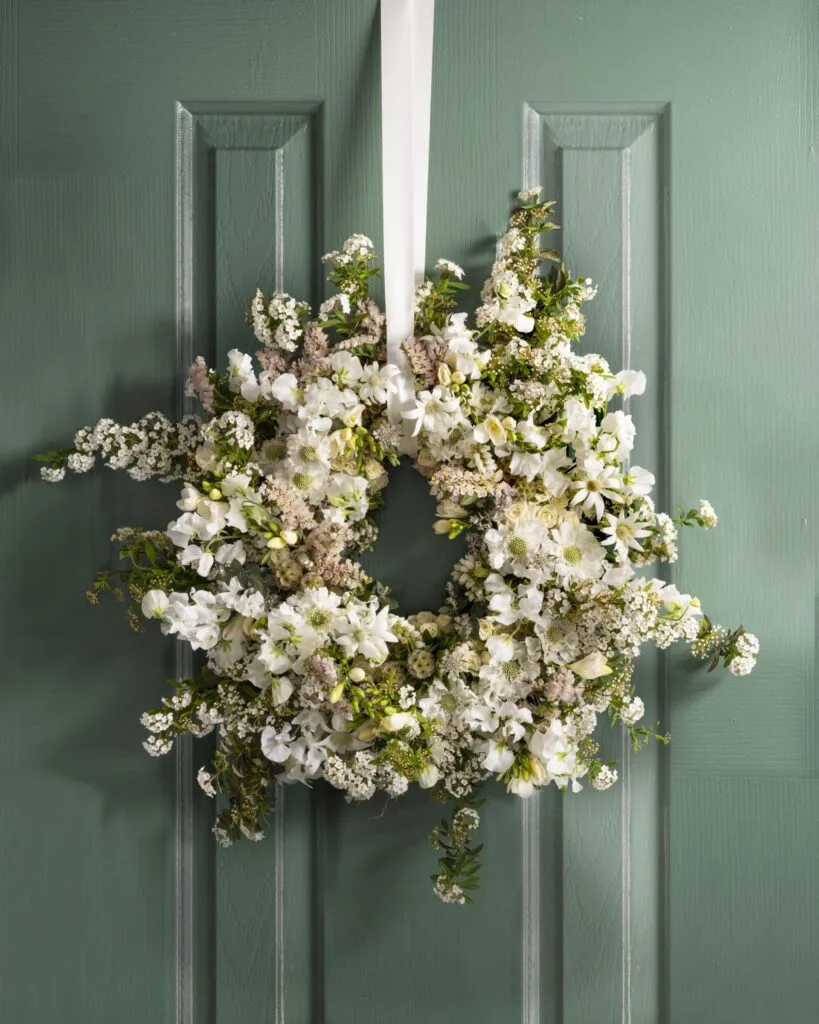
[2,2,815,1022]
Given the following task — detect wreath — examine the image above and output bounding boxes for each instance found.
[38,191,758,905]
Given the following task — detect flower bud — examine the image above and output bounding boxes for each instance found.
[418,764,440,789]
[355,720,378,741]
[381,712,418,734]
[348,667,366,683]
[281,530,298,546]
[568,652,612,680]
[266,537,286,550]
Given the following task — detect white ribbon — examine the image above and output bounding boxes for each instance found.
[380,0,435,437]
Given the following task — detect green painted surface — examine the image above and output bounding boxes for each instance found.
[2,1,817,1021]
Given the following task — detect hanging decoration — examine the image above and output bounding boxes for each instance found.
[36,0,757,905]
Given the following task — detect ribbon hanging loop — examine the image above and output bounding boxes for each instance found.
[380,0,435,433]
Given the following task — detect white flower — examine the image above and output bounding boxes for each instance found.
[287,429,331,474]
[474,415,508,449]
[623,465,655,497]
[529,718,581,784]
[215,541,246,566]
[177,544,214,578]
[359,362,399,404]
[177,483,202,512]
[342,233,374,256]
[486,576,542,625]
[540,448,572,496]
[267,676,295,705]
[291,586,343,638]
[562,397,597,444]
[500,292,536,332]
[481,740,515,773]
[319,294,351,320]
[270,373,302,411]
[509,450,544,481]
[405,387,462,438]
[441,313,487,379]
[486,634,515,663]
[600,511,652,561]
[435,258,464,278]
[298,379,353,422]
[570,457,622,520]
[599,410,636,459]
[698,499,718,528]
[335,603,396,662]
[485,271,537,332]
[612,369,646,398]
[196,767,217,797]
[516,416,548,450]
[141,590,169,619]
[484,518,546,577]
[226,349,255,393]
[619,696,645,726]
[547,521,606,582]
[507,776,536,797]
[381,712,420,738]
[261,724,294,762]
[602,563,635,587]
[325,474,370,522]
[591,765,618,791]
[728,656,755,677]
[329,351,364,385]
[656,583,702,622]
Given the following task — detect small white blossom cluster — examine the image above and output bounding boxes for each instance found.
[249,290,307,352]
[698,499,718,529]
[40,195,756,905]
[40,412,200,483]
[729,631,760,676]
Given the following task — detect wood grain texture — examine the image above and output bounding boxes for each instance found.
[2,1,818,1022]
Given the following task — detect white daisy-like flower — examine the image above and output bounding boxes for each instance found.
[547,520,606,582]
[358,362,400,404]
[334,603,397,662]
[570,457,623,520]
[599,511,652,561]
[291,587,344,642]
[484,518,547,577]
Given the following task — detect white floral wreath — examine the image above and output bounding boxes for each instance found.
[39,191,757,904]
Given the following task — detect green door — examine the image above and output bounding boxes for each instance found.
[2,1,814,1021]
